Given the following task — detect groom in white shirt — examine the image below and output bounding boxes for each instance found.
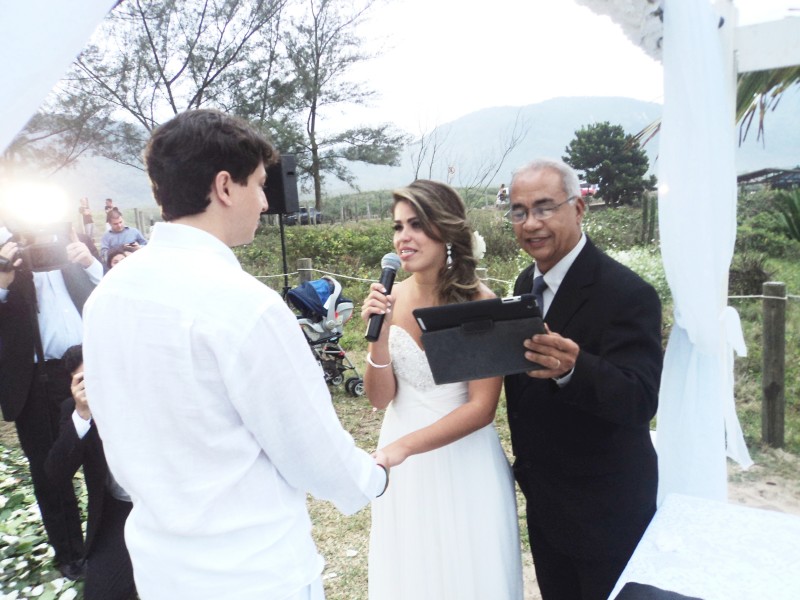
[82,109,388,600]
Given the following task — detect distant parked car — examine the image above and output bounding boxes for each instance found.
[580,181,598,197]
[299,207,323,225]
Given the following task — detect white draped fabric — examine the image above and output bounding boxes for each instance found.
[0,0,116,154]
[656,0,752,504]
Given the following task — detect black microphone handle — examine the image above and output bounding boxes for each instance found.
[364,268,397,342]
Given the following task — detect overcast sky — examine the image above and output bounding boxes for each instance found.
[329,0,798,134]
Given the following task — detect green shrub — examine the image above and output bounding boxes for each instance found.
[583,205,645,251]
[606,246,671,303]
[467,208,520,262]
[736,188,800,258]
[729,252,775,296]
[776,188,800,242]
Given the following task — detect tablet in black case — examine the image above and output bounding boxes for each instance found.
[412,294,546,384]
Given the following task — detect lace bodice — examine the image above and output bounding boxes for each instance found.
[389,325,437,391]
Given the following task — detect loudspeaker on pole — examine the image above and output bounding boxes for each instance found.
[264,154,300,215]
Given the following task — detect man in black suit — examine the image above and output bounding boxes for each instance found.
[503,159,663,600]
[0,225,103,579]
[45,345,135,599]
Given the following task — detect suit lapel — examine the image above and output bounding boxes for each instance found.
[514,263,536,296]
[539,239,602,334]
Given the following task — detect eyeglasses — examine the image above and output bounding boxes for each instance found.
[505,196,578,224]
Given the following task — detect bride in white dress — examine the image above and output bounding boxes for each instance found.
[361,180,523,600]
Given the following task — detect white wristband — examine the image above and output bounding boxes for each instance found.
[366,352,392,368]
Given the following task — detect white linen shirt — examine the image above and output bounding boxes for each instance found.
[83,222,385,599]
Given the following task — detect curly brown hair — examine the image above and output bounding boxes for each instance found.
[391,180,480,305]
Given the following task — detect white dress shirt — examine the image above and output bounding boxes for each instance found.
[33,263,103,359]
[532,233,586,317]
[0,226,102,360]
[83,222,385,599]
[534,233,586,386]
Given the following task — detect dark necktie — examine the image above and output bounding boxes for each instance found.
[61,263,96,316]
[532,275,547,314]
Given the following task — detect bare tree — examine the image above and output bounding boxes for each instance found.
[409,122,451,181]
[1,95,116,177]
[55,0,289,168]
[452,110,530,206]
[283,0,407,209]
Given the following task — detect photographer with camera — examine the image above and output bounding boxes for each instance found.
[0,223,103,580]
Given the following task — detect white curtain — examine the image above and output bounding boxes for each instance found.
[656,0,752,504]
[0,0,117,154]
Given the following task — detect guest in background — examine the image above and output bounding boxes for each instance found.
[45,345,136,600]
[504,158,663,600]
[79,197,94,240]
[103,199,116,232]
[496,183,509,207]
[100,209,147,265]
[105,247,132,270]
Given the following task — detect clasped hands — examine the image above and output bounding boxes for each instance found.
[523,324,579,379]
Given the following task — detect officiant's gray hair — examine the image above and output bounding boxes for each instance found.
[510,159,581,200]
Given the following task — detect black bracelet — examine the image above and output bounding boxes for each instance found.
[376,464,389,497]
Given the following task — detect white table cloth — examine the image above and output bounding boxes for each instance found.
[610,493,800,599]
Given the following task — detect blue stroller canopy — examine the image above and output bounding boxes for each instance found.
[287,278,352,321]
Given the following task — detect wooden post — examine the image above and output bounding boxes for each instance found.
[762,281,786,447]
[297,258,313,285]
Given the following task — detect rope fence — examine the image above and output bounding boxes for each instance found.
[256,262,800,306]
[261,259,795,449]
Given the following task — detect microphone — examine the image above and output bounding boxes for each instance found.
[365,252,401,342]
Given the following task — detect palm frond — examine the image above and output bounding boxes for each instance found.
[737,67,800,143]
[634,67,800,148]
[776,188,800,242]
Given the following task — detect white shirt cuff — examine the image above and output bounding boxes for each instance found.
[85,258,104,284]
[72,410,92,439]
[553,367,575,387]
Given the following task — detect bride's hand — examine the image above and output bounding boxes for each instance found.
[360,282,394,325]
[372,449,390,471]
[375,441,410,468]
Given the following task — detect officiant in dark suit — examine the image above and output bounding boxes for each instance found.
[503,159,663,600]
[0,224,103,580]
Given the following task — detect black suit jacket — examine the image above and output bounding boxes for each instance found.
[505,237,662,560]
[45,397,115,554]
[0,239,98,421]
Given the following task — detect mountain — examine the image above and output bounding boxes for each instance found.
[29,93,800,207]
[341,96,663,194]
[341,91,800,194]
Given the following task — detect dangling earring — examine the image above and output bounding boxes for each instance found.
[446,242,453,269]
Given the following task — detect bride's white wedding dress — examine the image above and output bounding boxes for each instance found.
[368,326,523,600]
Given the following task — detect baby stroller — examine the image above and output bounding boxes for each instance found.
[286,276,365,397]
